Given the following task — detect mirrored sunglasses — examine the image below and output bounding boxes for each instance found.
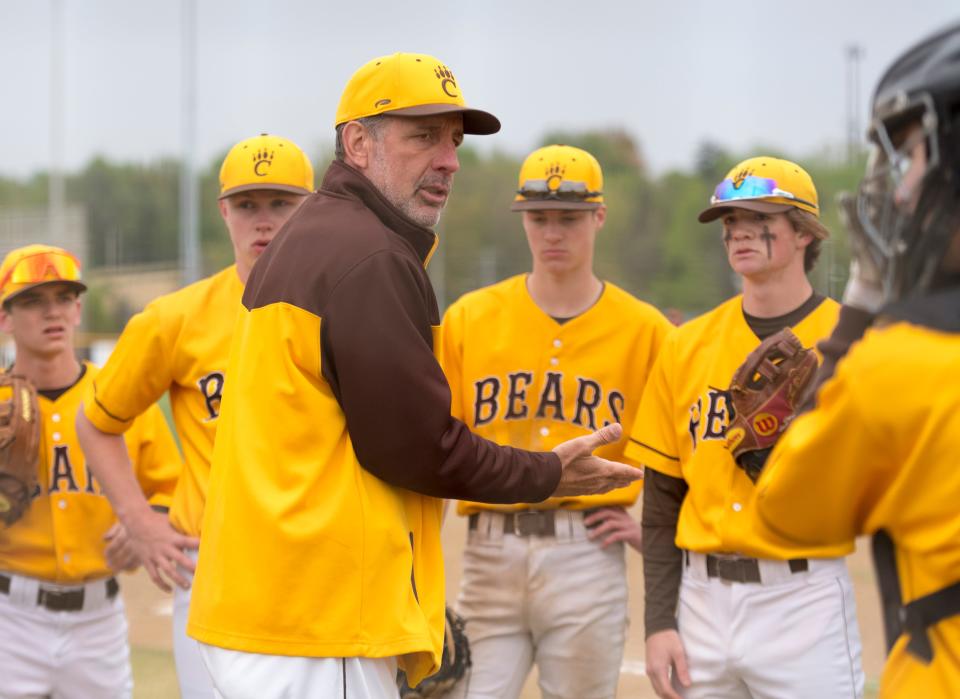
[711,175,816,210]
[518,179,602,202]
[1,250,82,291]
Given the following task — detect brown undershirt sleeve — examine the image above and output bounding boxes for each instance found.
[642,468,689,637]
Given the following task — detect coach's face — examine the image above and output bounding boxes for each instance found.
[350,114,463,228]
[219,190,307,283]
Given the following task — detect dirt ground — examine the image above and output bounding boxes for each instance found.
[123,507,884,697]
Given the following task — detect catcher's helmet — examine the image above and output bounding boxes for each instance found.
[847,21,960,300]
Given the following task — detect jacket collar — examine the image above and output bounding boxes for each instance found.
[320,160,438,265]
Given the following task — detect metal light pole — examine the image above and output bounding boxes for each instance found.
[845,44,864,164]
[179,0,200,284]
[49,0,65,241]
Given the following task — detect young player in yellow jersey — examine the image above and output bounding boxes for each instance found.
[0,244,180,699]
[441,144,672,699]
[626,157,865,699]
[753,23,960,699]
[75,134,314,698]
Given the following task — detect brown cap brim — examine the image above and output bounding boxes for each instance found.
[386,103,501,135]
[219,184,313,200]
[4,280,87,305]
[511,200,603,211]
[697,200,794,223]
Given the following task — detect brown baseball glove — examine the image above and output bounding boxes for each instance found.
[398,607,471,698]
[0,373,41,526]
[725,328,818,483]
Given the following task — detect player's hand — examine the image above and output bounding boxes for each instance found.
[584,506,643,552]
[838,191,885,312]
[551,423,640,497]
[126,507,199,593]
[104,522,140,572]
[646,629,691,699]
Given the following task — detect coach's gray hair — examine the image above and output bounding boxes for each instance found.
[334,115,389,161]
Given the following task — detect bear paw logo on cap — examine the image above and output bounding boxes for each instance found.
[545,162,566,190]
[732,168,752,190]
[253,148,274,176]
[434,65,458,97]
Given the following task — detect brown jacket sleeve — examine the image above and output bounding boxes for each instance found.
[642,469,689,636]
[321,249,561,503]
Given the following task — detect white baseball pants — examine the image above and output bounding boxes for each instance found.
[0,572,132,699]
[199,643,400,699]
[675,553,864,699]
[173,548,215,698]
[448,510,628,699]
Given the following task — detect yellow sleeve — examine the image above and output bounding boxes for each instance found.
[755,351,893,546]
[124,402,182,509]
[438,301,466,422]
[624,330,683,478]
[84,303,175,434]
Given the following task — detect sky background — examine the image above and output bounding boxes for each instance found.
[2,1,957,179]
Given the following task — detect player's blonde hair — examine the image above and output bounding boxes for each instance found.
[786,208,830,273]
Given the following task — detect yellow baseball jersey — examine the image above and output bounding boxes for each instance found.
[0,362,180,583]
[83,265,242,537]
[755,321,960,698]
[441,275,672,516]
[625,294,848,559]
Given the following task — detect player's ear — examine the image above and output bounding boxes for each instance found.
[341,121,373,171]
[593,205,607,229]
[0,306,10,334]
[218,198,229,221]
[72,295,82,327]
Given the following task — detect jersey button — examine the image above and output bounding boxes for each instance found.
[51,413,61,423]
[550,357,559,366]
[732,502,742,512]
[539,427,550,437]
[63,553,71,563]
[52,432,62,442]
[58,499,67,510]
[552,339,562,349]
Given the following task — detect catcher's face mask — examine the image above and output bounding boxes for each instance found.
[845,91,960,300]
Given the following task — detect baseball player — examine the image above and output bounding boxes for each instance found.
[440,144,672,699]
[626,157,865,698]
[186,53,639,699]
[0,244,180,699]
[752,23,960,698]
[75,134,314,698]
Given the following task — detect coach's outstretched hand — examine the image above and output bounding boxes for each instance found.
[551,423,640,497]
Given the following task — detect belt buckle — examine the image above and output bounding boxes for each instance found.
[513,511,542,536]
[37,586,84,611]
[716,558,755,584]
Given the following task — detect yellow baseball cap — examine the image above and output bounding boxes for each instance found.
[335,53,500,135]
[698,156,820,222]
[0,244,86,306]
[219,133,315,200]
[512,145,604,211]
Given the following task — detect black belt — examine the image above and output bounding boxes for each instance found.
[0,574,119,612]
[701,554,808,584]
[468,509,603,537]
[899,580,960,663]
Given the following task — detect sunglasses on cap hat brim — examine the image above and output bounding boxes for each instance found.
[698,174,817,223]
[511,179,603,211]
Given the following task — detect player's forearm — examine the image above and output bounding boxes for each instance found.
[76,409,154,526]
[642,469,688,636]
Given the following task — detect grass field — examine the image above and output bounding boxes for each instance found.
[124,512,885,697]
